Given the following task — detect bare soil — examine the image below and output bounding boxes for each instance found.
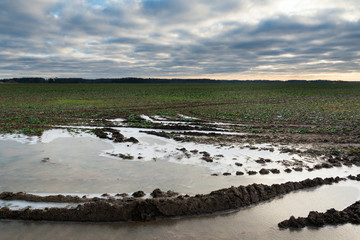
[1,176,355,222]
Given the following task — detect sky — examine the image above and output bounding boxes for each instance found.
[1,0,360,80]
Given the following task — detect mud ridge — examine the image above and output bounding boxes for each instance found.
[278,174,360,229]
[278,201,360,229]
[0,192,87,203]
[0,176,354,222]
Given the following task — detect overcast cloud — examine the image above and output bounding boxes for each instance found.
[0,0,359,80]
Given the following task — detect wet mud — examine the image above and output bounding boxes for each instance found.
[128,120,221,132]
[94,128,139,143]
[138,125,359,175]
[94,118,360,177]
[278,174,360,229]
[278,201,360,229]
[107,153,135,160]
[0,192,86,203]
[0,176,352,222]
[2,116,359,231]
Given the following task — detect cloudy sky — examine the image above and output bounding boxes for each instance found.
[1,0,360,80]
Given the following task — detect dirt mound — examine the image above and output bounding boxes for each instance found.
[94,128,139,143]
[0,176,350,222]
[278,201,360,229]
[151,189,179,198]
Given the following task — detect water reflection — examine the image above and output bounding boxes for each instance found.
[1,129,360,239]
[1,130,358,195]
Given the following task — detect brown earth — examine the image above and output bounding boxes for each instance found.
[278,201,360,229]
[279,199,360,229]
[93,128,139,143]
[1,117,359,225]
[140,126,360,170]
[0,176,354,222]
[278,174,360,229]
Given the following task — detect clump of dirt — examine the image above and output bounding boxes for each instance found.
[107,153,134,160]
[176,148,191,158]
[115,193,129,198]
[259,168,280,175]
[347,174,360,181]
[259,168,270,175]
[278,200,360,229]
[255,158,272,164]
[270,168,280,174]
[199,151,213,162]
[41,157,51,163]
[190,149,199,154]
[324,150,360,167]
[0,176,352,222]
[256,159,266,165]
[132,191,145,198]
[151,189,179,198]
[94,128,139,143]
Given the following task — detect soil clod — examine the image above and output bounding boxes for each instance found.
[132,191,145,198]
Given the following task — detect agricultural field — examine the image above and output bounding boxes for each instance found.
[0,82,359,136]
[1,82,360,238]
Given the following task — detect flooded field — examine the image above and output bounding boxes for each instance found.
[0,115,359,239]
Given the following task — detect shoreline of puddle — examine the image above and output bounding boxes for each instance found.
[1,120,359,195]
[0,116,359,238]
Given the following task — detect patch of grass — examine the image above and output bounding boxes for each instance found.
[349,148,360,153]
[18,127,44,136]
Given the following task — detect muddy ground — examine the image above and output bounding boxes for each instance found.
[1,176,358,222]
[135,115,360,170]
[278,199,360,229]
[1,115,359,227]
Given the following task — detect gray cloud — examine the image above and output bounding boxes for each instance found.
[0,0,359,80]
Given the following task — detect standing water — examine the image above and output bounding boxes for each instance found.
[0,127,359,239]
